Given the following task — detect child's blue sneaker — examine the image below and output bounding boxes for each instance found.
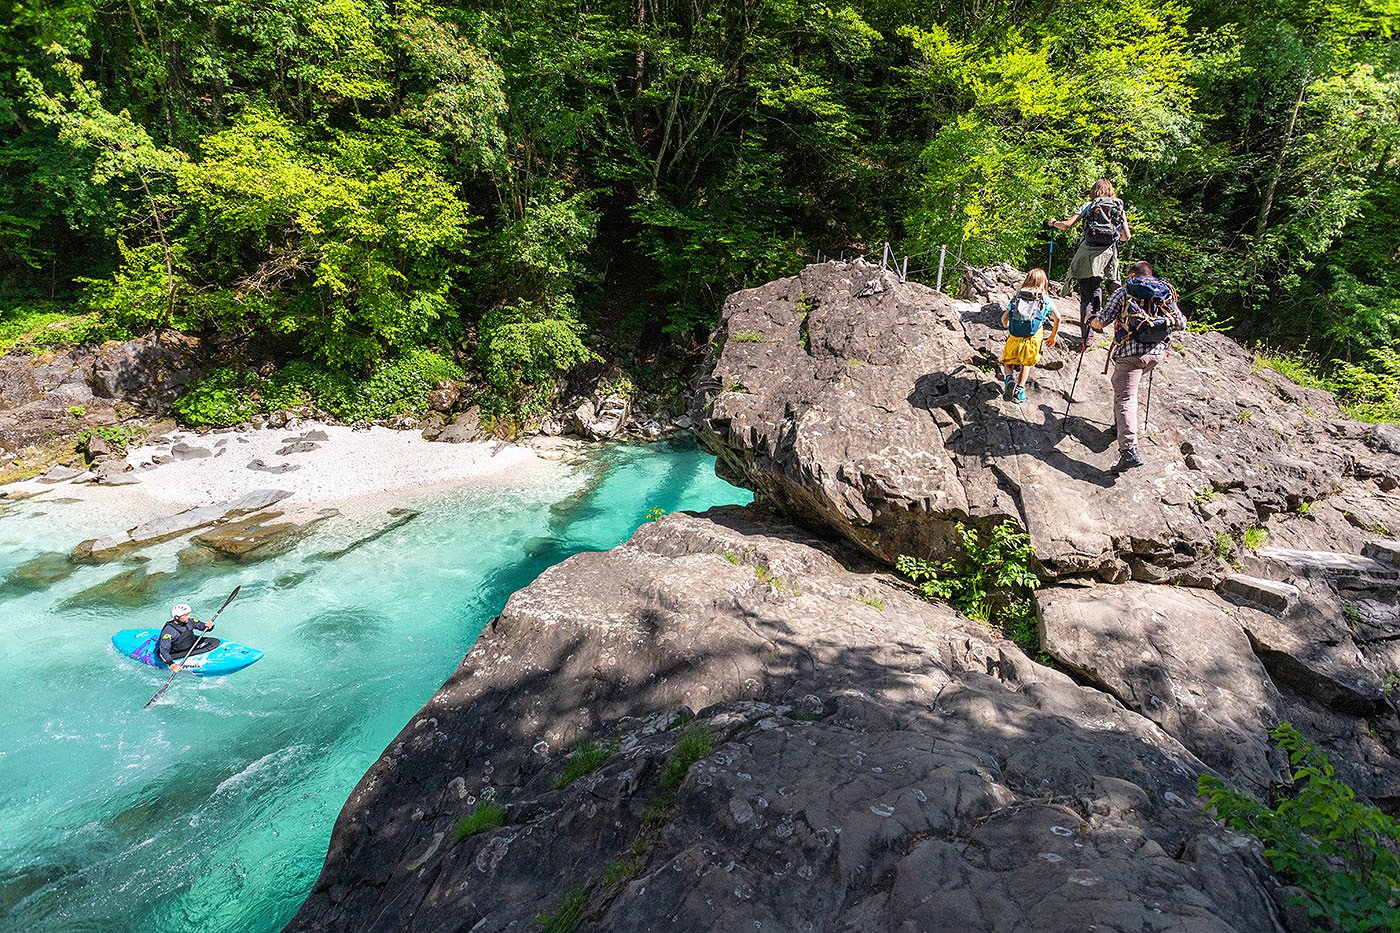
[1013,385,1027,404]
[1002,375,1015,401]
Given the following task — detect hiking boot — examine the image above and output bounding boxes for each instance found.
[1002,375,1015,401]
[1112,447,1143,471]
[1013,386,1027,404]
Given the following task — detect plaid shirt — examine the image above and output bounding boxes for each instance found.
[1094,281,1187,361]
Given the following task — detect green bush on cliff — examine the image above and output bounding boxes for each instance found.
[174,350,463,426]
[1198,724,1400,931]
[897,520,1041,654]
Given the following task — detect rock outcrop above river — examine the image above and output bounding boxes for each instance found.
[289,510,1289,932]
[691,260,1400,584]
[293,260,1399,931]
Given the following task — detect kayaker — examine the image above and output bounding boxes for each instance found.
[157,602,220,671]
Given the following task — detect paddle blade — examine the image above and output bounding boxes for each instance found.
[144,671,178,708]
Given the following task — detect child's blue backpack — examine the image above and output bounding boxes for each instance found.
[1007,290,1050,338]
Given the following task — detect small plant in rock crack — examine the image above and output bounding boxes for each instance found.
[731,331,764,342]
[645,506,666,522]
[1243,526,1269,550]
[551,739,616,789]
[536,886,588,933]
[642,725,716,828]
[1213,531,1235,561]
[1193,487,1218,505]
[1198,724,1400,932]
[452,802,504,841]
[896,520,1041,654]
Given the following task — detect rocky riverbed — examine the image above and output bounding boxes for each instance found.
[289,260,1399,931]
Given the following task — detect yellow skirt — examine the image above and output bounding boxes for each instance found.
[1002,333,1045,367]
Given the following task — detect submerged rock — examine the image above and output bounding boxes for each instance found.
[71,488,293,562]
[289,510,1286,931]
[189,508,336,561]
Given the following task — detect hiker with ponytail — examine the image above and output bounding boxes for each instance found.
[999,268,1060,404]
[1047,178,1130,338]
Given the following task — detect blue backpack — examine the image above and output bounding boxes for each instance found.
[1007,290,1050,338]
[1118,277,1175,345]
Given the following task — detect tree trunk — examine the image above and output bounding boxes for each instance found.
[1254,80,1308,243]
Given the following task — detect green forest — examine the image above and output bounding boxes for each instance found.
[1,0,1397,424]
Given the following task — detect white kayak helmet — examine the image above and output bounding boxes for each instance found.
[170,603,192,618]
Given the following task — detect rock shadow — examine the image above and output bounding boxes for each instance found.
[909,369,1116,489]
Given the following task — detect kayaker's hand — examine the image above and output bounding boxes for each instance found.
[170,663,182,673]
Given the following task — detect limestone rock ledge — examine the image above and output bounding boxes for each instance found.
[289,509,1287,932]
[690,260,1400,584]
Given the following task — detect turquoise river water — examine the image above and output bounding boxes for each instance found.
[0,440,749,932]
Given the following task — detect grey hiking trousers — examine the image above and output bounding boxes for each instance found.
[1110,354,1162,452]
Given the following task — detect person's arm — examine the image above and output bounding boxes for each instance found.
[1119,216,1131,241]
[194,618,212,632]
[1049,213,1082,231]
[1045,308,1061,347]
[1001,308,1011,328]
[157,627,175,665]
[1091,290,1122,332]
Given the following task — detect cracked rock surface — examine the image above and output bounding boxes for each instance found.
[289,510,1287,931]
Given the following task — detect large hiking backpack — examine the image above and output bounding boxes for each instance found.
[1082,197,1124,247]
[1118,277,1175,346]
[1007,290,1051,338]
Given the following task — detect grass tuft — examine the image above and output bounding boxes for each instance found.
[536,885,587,933]
[452,802,504,841]
[552,739,616,790]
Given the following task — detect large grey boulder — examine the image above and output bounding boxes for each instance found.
[1039,583,1288,794]
[288,510,1287,932]
[692,260,1400,584]
[90,333,201,408]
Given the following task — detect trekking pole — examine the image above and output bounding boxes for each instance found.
[1061,343,1088,425]
[1047,237,1055,281]
[1142,369,1154,439]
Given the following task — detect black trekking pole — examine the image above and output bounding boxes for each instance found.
[1061,339,1088,426]
[1142,370,1154,440]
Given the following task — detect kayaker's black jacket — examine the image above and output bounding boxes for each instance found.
[157,618,212,664]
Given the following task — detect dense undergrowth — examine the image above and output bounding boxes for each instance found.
[1253,347,1400,425]
[172,350,464,426]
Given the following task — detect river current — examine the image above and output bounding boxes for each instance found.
[0,440,750,932]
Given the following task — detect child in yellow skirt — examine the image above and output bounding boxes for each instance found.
[1000,268,1060,403]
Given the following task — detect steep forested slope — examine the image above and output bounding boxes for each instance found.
[0,0,1395,420]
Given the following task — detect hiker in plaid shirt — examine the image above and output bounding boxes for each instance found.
[1090,260,1187,472]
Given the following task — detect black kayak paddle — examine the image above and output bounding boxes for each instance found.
[144,585,241,709]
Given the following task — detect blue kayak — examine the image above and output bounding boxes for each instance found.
[111,629,264,677]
